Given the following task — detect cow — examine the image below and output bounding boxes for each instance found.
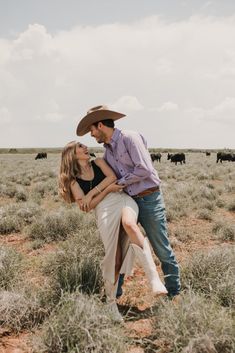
[150,153,162,162]
[35,152,47,160]
[167,153,186,165]
[206,151,211,156]
[89,152,96,158]
[216,152,234,163]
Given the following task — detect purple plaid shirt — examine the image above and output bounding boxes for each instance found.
[104,128,161,196]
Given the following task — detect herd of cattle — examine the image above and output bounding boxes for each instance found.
[34,151,235,164]
[35,152,96,160]
[150,152,235,165]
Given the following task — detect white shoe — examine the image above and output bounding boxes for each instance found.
[107,302,124,323]
[132,238,168,296]
[105,280,123,323]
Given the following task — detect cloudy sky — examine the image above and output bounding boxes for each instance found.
[0,0,235,149]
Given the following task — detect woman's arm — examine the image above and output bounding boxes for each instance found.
[80,158,117,211]
[88,181,123,210]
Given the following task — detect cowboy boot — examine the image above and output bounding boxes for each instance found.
[132,238,168,295]
[104,280,123,323]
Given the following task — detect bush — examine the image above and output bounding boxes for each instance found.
[227,200,235,212]
[152,292,234,353]
[0,202,41,234]
[33,292,127,353]
[0,285,56,333]
[0,246,23,289]
[197,209,213,221]
[44,230,104,295]
[181,247,235,306]
[212,221,235,241]
[27,207,91,243]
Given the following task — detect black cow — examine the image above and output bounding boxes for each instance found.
[167,153,186,165]
[89,152,96,158]
[35,152,47,160]
[150,153,162,162]
[206,152,211,156]
[216,152,234,163]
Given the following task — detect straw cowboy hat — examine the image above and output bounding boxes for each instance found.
[76,105,126,136]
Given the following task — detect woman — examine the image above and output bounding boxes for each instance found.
[59,141,167,322]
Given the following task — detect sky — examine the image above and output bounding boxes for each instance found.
[0,0,235,149]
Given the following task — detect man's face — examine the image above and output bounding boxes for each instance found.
[90,124,107,144]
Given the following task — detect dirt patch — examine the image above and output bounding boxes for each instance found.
[0,333,32,353]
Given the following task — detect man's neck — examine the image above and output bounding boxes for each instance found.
[104,128,115,144]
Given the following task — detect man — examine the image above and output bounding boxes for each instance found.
[76,105,181,298]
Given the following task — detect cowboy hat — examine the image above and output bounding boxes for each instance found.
[76,105,126,136]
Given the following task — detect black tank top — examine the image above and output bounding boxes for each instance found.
[76,160,106,195]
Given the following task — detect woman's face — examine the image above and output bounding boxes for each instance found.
[75,142,90,161]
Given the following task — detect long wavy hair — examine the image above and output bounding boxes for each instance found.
[59,141,81,203]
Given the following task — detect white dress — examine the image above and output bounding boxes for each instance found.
[95,191,139,284]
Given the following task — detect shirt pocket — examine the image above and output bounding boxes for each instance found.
[118,146,133,166]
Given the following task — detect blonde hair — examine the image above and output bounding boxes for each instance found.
[59,141,81,203]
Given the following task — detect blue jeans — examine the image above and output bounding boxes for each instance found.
[133,191,181,296]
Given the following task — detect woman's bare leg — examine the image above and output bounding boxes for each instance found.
[121,207,144,248]
[115,237,122,283]
[121,207,167,295]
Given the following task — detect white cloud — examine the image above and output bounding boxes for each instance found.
[0,16,235,148]
[152,101,179,112]
[111,96,144,112]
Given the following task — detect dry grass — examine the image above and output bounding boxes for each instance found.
[0,151,234,352]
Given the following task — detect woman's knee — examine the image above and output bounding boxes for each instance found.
[122,218,139,233]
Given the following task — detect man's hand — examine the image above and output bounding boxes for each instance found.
[106,182,124,193]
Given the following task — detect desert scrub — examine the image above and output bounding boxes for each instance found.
[0,246,23,289]
[0,202,41,234]
[32,179,57,198]
[33,291,127,353]
[0,286,54,333]
[152,292,234,353]
[0,183,17,198]
[164,183,191,221]
[181,246,235,306]
[171,227,194,243]
[197,209,213,221]
[227,199,235,212]
[43,230,104,295]
[27,206,95,243]
[15,188,28,202]
[212,221,235,241]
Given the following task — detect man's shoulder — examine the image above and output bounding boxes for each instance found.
[121,129,142,140]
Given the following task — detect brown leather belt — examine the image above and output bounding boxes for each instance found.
[133,186,160,198]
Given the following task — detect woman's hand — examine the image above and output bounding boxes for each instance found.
[106,182,124,193]
[80,194,93,212]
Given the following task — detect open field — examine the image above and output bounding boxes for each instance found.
[0,151,234,353]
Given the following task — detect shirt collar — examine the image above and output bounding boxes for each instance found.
[104,128,121,149]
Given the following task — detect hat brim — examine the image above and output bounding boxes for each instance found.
[76,109,126,136]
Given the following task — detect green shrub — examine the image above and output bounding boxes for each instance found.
[27,207,91,243]
[0,202,41,234]
[0,285,56,333]
[15,189,28,202]
[152,292,234,353]
[227,200,235,212]
[212,221,235,241]
[0,246,23,289]
[181,247,235,306]
[197,209,213,221]
[44,230,104,295]
[33,292,126,353]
